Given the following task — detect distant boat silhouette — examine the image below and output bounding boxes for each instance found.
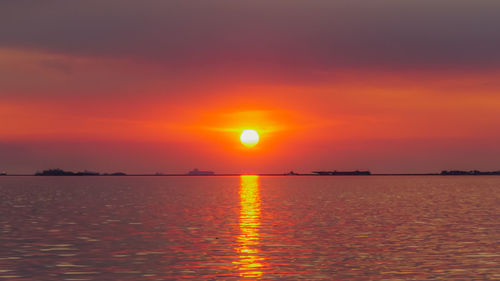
[187,168,215,175]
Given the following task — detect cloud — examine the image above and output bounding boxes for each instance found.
[1,0,499,71]
[39,58,72,74]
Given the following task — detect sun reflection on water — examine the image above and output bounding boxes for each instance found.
[234,175,264,278]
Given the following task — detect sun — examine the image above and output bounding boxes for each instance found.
[240,129,259,147]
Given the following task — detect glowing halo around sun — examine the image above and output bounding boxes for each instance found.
[240,129,259,147]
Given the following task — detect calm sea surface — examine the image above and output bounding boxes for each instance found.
[0,176,498,280]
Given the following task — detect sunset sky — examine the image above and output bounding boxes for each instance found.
[1,1,500,174]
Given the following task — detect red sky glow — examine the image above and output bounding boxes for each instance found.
[1,1,500,174]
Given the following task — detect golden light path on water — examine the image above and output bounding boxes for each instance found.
[234,175,264,278]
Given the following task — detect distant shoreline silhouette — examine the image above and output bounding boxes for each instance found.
[34,169,126,176]
[312,170,371,175]
[0,168,496,177]
[440,170,500,176]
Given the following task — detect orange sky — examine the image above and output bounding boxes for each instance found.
[1,1,500,174]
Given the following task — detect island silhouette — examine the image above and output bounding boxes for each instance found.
[312,170,371,175]
[34,169,126,176]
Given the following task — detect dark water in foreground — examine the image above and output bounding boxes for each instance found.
[0,176,498,280]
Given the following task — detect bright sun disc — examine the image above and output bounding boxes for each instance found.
[240,130,259,147]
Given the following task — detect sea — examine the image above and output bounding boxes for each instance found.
[0,176,498,280]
